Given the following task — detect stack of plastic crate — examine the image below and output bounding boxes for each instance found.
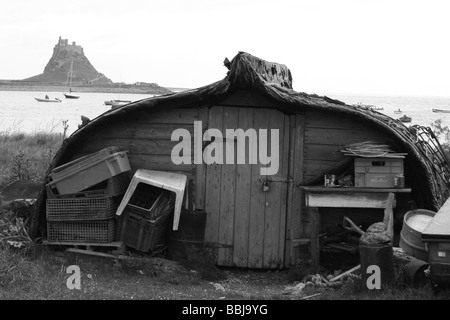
[45,147,131,243]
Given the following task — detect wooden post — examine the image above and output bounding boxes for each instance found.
[310,207,320,273]
[383,193,395,243]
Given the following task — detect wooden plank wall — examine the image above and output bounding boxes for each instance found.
[73,107,200,207]
[303,111,389,182]
[285,114,305,267]
[298,110,392,242]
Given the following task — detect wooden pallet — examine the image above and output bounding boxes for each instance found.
[43,240,127,258]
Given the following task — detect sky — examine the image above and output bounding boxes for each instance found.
[1,0,449,97]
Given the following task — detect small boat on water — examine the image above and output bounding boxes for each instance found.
[399,115,412,123]
[64,92,80,99]
[353,103,383,111]
[432,108,450,113]
[35,97,61,103]
[111,101,130,109]
[105,99,131,106]
[394,108,402,114]
[64,60,80,99]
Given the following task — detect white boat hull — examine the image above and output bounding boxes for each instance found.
[64,93,80,99]
[432,108,450,113]
[35,98,61,103]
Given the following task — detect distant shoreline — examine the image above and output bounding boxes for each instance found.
[0,82,174,95]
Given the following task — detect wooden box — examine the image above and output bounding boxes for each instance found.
[354,157,404,188]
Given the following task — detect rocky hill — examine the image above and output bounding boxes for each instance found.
[13,37,172,94]
[24,37,112,85]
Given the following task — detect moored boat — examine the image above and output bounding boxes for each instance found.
[399,115,412,123]
[111,101,130,109]
[105,99,131,106]
[432,108,450,113]
[64,92,80,99]
[64,60,80,99]
[394,108,402,114]
[35,97,61,103]
[353,103,383,111]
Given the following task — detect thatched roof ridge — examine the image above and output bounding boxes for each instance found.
[29,51,450,239]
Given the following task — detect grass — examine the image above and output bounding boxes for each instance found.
[1,243,449,300]
[0,129,62,188]
[0,244,285,300]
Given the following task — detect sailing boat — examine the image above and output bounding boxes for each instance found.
[64,60,80,99]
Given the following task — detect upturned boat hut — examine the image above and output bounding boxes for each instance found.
[31,52,450,269]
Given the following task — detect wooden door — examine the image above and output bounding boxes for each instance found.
[204,106,290,268]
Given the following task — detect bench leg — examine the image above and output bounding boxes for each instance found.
[310,207,321,273]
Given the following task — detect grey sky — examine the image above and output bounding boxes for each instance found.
[1,0,449,97]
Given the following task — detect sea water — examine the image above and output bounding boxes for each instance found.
[0,90,449,137]
[332,93,450,130]
[0,90,153,136]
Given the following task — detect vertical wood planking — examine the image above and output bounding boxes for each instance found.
[287,114,305,266]
[284,115,297,267]
[278,114,290,267]
[195,107,208,210]
[204,106,223,246]
[217,107,238,266]
[248,108,268,268]
[233,108,254,267]
[203,106,290,268]
[262,109,285,268]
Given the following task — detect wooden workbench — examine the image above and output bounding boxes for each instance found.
[299,186,412,272]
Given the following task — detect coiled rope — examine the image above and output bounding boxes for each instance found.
[283,272,361,295]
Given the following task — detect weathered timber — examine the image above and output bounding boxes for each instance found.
[304,127,387,145]
[392,247,429,285]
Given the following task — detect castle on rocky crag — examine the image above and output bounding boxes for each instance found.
[24,36,112,85]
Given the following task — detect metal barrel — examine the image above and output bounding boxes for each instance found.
[399,209,436,262]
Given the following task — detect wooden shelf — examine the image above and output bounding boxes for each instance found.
[299,186,412,193]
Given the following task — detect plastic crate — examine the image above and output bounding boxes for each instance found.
[127,184,175,220]
[354,157,404,188]
[47,150,131,195]
[47,219,115,243]
[50,146,120,181]
[46,196,120,221]
[46,172,130,199]
[119,208,173,252]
